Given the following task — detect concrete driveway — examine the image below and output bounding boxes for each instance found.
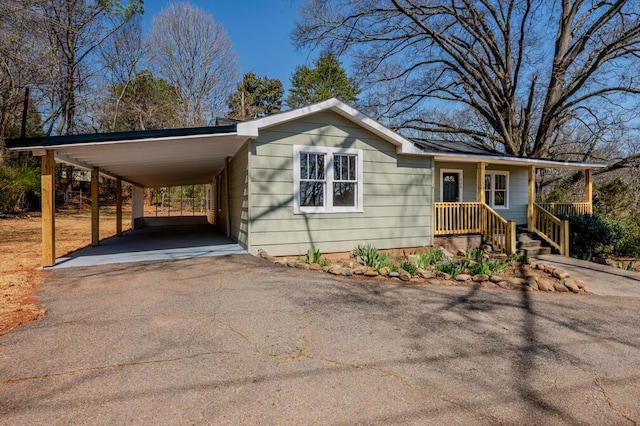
[1,255,639,425]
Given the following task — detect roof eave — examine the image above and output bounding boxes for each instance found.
[429,151,606,169]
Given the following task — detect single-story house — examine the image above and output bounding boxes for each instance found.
[6,98,605,266]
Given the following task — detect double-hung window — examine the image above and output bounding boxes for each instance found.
[484,171,509,209]
[293,145,363,214]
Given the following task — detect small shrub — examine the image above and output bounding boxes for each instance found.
[400,261,418,275]
[319,258,330,267]
[560,213,626,258]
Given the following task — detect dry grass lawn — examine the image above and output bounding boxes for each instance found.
[0,207,131,336]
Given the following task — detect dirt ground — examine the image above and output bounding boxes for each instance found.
[0,207,131,336]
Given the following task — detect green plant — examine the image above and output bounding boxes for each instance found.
[618,261,635,271]
[560,213,626,258]
[305,247,322,264]
[506,253,526,264]
[469,260,492,275]
[414,249,443,269]
[400,261,418,275]
[354,243,392,270]
[470,259,509,275]
[573,252,593,261]
[319,258,330,267]
[467,248,484,261]
[436,259,469,276]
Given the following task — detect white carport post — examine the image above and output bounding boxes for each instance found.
[91,167,100,247]
[116,178,122,236]
[131,185,144,229]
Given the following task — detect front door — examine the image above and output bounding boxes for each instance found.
[442,172,460,202]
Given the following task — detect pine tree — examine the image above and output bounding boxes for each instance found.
[227,72,284,120]
[286,53,359,109]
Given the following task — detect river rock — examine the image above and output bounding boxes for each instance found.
[554,282,569,292]
[472,274,490,282]
[398,269,412,281]
[455,274,471,282]
[562,278,580,293]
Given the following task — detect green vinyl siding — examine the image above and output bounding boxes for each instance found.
[247,111,433,256]
[222,141,249,249]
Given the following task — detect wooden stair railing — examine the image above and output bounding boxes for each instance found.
[537,202,592,216]
[434,202,516,254]
[481,203,516,255]
[532,203,569,256]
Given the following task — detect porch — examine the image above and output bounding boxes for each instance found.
[434,163,595,256]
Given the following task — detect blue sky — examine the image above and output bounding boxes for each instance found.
[142,1,314,90]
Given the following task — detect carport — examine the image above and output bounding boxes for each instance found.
[6,125,251,267]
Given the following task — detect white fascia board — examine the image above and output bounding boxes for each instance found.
[11,132,241,151]
[236,98,420,154]
[429,151,606,169]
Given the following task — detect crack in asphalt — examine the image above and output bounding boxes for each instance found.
[264,310,503,425]
[0,350,242,385]
[534,339,637,425]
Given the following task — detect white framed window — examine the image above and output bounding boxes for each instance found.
[484,171,509,209]
[293,145,363,214]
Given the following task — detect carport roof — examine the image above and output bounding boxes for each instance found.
[6,124,247,188]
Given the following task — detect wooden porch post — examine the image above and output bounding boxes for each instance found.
[91,167,99,246]
[527,165,536,231]
[116,177,122,236]
[477,162,486,202]
[41,150,56,267]
[585,168,593,214]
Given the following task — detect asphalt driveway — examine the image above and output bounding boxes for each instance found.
[1,255,639,425]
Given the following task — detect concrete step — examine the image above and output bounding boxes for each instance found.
[518,246,552,257]
[518,239,543,249]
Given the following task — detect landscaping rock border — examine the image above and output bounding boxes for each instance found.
[256,249,589,294]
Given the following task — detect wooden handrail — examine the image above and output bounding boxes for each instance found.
[532,203,569,255]
[434,202,516,254]
[481,203,516,254]
[538,202,592,216]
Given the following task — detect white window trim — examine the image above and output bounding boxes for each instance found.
[439,169,464,202]
[485,170,509,209]
[293,145,364,214]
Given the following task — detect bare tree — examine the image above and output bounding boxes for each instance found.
[148,2,239,127]
[294,0,640,159]
[0,0,45,143]
[98,15,145,132]
[23,0,143,135]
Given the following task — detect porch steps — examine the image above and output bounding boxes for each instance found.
[517,231,552,257]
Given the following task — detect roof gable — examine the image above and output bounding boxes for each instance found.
[236,98,423,155]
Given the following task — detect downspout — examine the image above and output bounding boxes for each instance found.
[225,156,231,238]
